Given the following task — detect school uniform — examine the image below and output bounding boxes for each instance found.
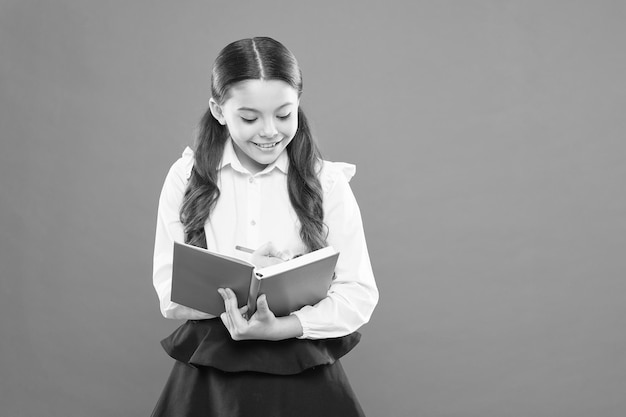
[151,140,378,416]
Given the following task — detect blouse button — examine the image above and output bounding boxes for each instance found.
[249,177,255,183]
[251,220,256,226]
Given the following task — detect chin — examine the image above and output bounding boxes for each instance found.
[254,154,280,165]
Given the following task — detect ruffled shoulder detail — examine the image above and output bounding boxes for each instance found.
[160,319,361,375]
[173,146,194,180]
[319,160,357,194]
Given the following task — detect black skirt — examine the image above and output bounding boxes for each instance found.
[151,319,365,417]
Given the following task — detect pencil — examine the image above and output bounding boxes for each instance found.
[235,245,255,254]
[236,245,303,260]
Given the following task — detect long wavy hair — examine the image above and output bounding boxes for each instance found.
[180,37,327,252]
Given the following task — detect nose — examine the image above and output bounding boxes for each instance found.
[259,119,278,139]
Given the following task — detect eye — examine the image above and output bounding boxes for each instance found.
[277,113,292,120]
[240,117,257,124]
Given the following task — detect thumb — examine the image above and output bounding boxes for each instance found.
[256,294,271,315]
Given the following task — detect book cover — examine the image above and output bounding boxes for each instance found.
[171,242,254,316]
[171,242,339,317]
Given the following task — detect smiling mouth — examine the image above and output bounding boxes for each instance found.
[252,140,282,149]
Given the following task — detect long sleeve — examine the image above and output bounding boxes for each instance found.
[152,153,213,320]
[291,163,379,339]
[153,145,378,334]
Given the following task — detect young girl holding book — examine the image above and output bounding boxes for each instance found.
[151,37,378,417]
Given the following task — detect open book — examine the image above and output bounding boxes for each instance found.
[171,241,339,317]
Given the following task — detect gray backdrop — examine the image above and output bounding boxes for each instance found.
[1,1,625,416]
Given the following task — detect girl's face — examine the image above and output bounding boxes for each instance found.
[210,79,299,174]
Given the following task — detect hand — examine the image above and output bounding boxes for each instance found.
[251,241,291,268]
[218,288,303,341]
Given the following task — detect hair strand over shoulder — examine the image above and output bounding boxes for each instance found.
[180,37,326,252]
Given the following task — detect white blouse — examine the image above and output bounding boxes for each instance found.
[153,140,378,339]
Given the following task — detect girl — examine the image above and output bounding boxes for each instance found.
[151,37,378,417]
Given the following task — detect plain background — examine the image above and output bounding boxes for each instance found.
[1,1,625,416]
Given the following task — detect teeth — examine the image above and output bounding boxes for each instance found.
[254,141,280,149]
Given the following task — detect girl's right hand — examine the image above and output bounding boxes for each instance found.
[218,288,303,341]
[251,241,291,268]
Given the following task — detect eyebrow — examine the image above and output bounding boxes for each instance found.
[237,103,294,113]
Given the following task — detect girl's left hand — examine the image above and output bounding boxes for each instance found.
[218,287,303,341]
[251,241,291,268]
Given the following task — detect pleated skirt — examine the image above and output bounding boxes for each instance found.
[151,319,365,417]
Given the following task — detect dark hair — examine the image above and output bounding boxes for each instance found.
[180,37,327,252]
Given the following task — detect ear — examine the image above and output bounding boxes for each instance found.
[209,98,226,125]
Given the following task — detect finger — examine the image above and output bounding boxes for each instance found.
[219,288,238,316]
[224,288,247,326]
[218,288,239,329]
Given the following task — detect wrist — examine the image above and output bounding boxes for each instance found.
[269,315,303,340]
